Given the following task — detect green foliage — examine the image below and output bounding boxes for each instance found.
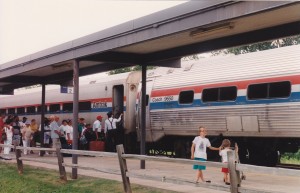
[109,65,156,75]
[0,163,176,193]
[212,35,300,56]
[182,55,199,61]
[281,149,300,165]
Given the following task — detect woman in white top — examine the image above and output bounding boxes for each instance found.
[22,121,32,155]
[4,121,13,155]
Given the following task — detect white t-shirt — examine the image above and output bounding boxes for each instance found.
[59,125,68,137]
[219,148,230,163]
[65,125,73,140]
[93,120,102,132]
[5,126,13,139]
[192,136,211,159]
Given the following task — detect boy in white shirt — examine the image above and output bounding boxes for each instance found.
[191,126,221,183]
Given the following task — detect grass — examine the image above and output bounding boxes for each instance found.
[280,157,300,165]
[280,149,300,165]
[0,162,177,193]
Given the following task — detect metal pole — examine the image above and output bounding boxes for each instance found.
[140,64,146,169]
[72,59,79,179]
[40,83,46,156]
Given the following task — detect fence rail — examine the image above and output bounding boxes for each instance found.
[0,144,299,193]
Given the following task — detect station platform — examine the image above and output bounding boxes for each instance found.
[0,153,299,193]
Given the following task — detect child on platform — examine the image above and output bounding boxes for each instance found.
[219,139,232,185]
[191,126,221,183]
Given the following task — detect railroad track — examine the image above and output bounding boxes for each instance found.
[277,163,300,170]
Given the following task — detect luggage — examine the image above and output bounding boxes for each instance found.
[61,143,72,157]
[89,141,105,151]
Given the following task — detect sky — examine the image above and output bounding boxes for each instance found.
[0,0,186,64]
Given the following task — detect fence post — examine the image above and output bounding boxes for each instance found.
[228,150,240,193]
[56,144,67,181]
[15,145,23,175]
[116,144,132,193]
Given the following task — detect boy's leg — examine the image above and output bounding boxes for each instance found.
[197,170,204,182]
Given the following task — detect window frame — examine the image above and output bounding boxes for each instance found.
[202,86,237,103]
[178,90,194,105]
[247,81,291,100]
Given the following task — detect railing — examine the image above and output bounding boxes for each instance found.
[1,144,300,193]
[116,145,300,193]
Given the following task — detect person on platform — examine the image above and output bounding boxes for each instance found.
[30,119,39,154]
[93,115,103,140]
[0,113,6,153]
[12,115,22,147]
[3,120,13,157]
[22,121,33,155]
[39,117,51,154]
[49,115,62,148]
[191,126,221,183]
[78,118,85,138]
[65,119,73,144]
[219,139,231,185]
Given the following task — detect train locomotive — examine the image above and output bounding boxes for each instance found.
[1,45,300,166]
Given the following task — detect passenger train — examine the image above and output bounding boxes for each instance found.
[1,45,300,166]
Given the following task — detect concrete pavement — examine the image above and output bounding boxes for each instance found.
[0,152,299,193]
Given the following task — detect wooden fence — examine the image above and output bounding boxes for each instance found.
[0,144,300,193]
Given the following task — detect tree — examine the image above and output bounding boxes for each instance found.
[108,65,156,75]
[212,35,300,56]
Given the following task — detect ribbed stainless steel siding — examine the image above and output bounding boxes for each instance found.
[150,103,300,137]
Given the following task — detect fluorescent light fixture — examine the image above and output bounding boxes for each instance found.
[190,22,234,37]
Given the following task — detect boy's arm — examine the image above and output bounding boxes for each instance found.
[191,143,195,159]
[208,146,221,151]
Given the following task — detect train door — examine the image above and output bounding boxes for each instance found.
[112,85,124,115]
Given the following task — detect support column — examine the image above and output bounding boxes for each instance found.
[140,64,146,169]
[39,83,46,156]
[72,59,79,179]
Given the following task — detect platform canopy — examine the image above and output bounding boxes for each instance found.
[0,1,299,94]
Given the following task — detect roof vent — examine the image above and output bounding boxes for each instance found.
[167,69,174,74]
[183,63,194,71]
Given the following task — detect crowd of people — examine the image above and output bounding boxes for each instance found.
[0,111,124,158]
[0,112,236,184]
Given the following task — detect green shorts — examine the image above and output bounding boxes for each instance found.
[193,157,206,170]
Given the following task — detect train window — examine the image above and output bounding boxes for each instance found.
[202,86,237,102]
[8,108,15,114]
[17,107,25,114]
[79,101,91,111]
[269,81,291,98]
[179,90,194,104]
[202,88,218,102]
[27,106,36,114]
[0,109,6,114]
[49,104,60,113]
[248,81,291,100]
[37,106,47,113]
[63,103,73,112]
[220,86,237,101]
[248,83,268,99]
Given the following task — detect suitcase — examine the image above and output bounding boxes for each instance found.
[89,141,105,151]
[61,143,72,157]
